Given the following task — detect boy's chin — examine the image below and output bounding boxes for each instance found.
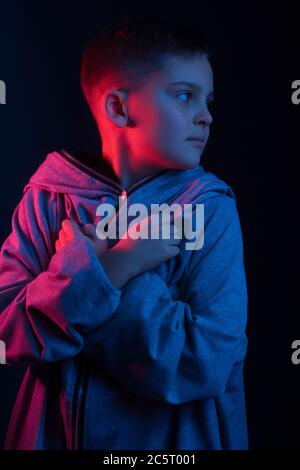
[177,156,201,169]
[162,153,201,170]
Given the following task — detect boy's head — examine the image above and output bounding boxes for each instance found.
[80,16,214,174]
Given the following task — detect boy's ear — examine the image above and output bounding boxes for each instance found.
[104,89,129,128]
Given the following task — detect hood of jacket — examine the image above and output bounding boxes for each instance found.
[22,148,236,205]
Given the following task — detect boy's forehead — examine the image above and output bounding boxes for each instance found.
[149,54,213,90]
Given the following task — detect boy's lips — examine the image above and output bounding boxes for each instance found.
[186,137,206,147]
[186,136,205,142]
[187,140,205,147]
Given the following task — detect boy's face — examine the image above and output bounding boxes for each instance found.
[127,53,214,169]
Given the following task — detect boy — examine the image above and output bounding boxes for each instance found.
[0,16,248,449]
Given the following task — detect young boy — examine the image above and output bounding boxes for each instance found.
[0,16,248,450]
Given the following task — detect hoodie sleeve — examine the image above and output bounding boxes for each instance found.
[0,188,121,366]
[81,194,248,404]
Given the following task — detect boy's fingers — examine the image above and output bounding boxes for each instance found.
[61,219,84,237]
[55,239,62,252]
[59,230,68,244]
[169,245,181,256]
[158,221,181,239]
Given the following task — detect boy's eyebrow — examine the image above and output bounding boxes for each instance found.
[169,81,214,99]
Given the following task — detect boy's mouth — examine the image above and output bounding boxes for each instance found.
[186,135,205,142]
[186,137,205,147]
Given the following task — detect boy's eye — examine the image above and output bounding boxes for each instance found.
[176,91,193,103]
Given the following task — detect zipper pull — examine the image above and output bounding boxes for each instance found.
[118,190,128,239]
[120,190,127,208]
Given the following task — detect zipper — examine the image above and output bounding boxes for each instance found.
[61,148,168,448]
[59,149,169,197]
[72,356,89,449]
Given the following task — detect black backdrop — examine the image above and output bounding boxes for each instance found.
[0,0,298,449]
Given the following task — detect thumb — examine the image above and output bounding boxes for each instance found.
[63,219,84,238]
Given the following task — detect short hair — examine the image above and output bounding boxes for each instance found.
[80,15,210,123]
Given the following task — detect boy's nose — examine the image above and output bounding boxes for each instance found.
[194,108,213,127]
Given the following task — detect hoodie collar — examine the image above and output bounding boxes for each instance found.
[59,149,170,196]
[23,149,175,198]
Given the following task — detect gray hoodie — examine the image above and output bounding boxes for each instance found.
[0,149,248,449]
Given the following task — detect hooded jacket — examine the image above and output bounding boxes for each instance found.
[0,149,248,450]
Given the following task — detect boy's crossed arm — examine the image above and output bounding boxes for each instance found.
[0,187,247,405]
[0,188,179,365]
[54,208,181,290]
[80,195,248,404]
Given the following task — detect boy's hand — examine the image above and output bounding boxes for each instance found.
[55,219,108,259]
[100,210,182,288]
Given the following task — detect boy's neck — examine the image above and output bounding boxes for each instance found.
[72,148,161,189]
[99,154,164,189]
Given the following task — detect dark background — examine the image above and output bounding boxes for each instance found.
[0,0,298,449]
